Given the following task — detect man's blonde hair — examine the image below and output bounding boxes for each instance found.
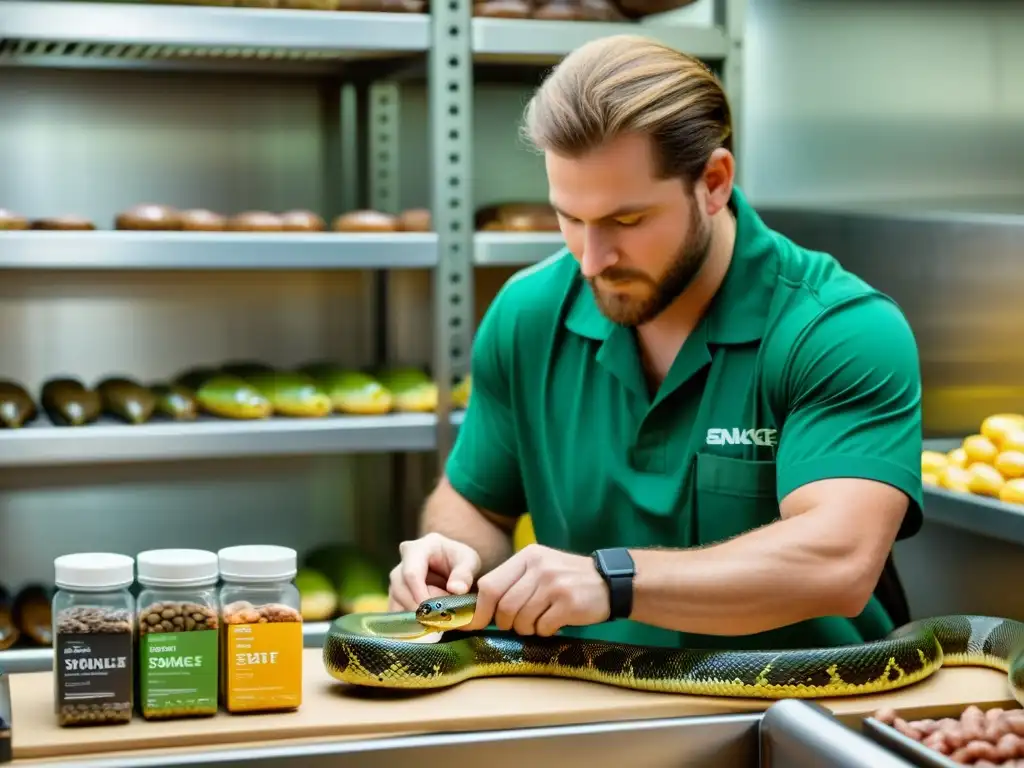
[522,35,732,185]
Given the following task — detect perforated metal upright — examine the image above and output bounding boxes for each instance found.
[717,0,746,183]
[429,0,474,461]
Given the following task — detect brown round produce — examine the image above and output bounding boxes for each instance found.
[380,0,426,11]
[398,208,431,231]
[332,209,399,232]
[576,0,625,19]
[279,0,340,7]
[532,0,583,20]
[0,208,29,230]
[31,215,95,231]
[873,705,1024,765]
[503,210,560,231]
[227,211,285,232]
[179,209,227,231]
[115,204,182,231]
[280,210,326,232]
[473,0,531,16]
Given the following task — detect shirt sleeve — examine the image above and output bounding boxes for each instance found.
[772,293,924,540]
[444,288,527,518]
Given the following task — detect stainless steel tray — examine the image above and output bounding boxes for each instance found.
[861,717,962,768]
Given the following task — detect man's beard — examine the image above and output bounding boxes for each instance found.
[587,211,713,327]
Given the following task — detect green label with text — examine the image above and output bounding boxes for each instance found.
[140,630,219,715]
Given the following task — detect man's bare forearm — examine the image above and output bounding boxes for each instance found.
[419,476,514,574]
[629,502,886,636]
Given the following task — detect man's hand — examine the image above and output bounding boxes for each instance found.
[462,543,610,636]
[388,532,483,611]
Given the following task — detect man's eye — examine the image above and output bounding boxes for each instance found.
[615,216,643,227]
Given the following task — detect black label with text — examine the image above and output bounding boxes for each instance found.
[55,632,133,711]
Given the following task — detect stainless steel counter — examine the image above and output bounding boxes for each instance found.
[3,700,927,768]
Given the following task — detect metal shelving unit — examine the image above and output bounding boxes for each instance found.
[0,411,465,467]
[472,232,565,266]
[0,1,430,72]
[0,0,744,458]
[0,231,438,270]
[470,16,730,62]
[920,437,1024,546]
[0,5,748,762]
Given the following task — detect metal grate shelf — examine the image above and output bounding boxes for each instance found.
[0,2,430,71]
[0,231,439,270]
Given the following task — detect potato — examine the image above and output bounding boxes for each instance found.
[967,462,1005,497]
[963,434,1000,464]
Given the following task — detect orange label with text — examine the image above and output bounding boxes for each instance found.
[224,622,303,712]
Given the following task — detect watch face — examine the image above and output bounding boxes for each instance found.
[597,548,634,577]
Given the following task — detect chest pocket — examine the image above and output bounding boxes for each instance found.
[695,452,778,545]
[688,338,781,547]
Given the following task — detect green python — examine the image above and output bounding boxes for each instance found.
[322,593,1024,703]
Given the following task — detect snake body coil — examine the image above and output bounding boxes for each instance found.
[322,594,1024,703]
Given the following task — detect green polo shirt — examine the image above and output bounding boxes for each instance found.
[447,186,923,652]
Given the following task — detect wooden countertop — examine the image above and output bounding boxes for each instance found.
[10,647,1021,761]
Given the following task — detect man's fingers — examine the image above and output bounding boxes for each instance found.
[492,573,536,631]
[534,603,565,637]
[441,542,481,594]
[399,548,432,605]
[446,561,477,594]
[505,579,547,636]
[388,567,419,611]
[425,570,448,589]
[466,554,526,631]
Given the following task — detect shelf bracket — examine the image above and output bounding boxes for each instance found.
[430,0,474,463]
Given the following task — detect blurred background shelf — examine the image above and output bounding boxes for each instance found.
[472,232,565,266]
[0,231,439,270]
[0,411,465,467]
[470,17,729,63]
[0,1,431,73]
[920,437,1024,548]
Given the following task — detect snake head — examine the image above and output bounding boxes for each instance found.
[415,594,477,629]
[416,600,455,626]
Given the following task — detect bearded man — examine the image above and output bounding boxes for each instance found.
[388,34,924,654]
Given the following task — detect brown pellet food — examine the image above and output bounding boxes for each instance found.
[57,702,132,726]
[222,600,303,625]
[56,606,133,635]
[54,606,134,727]
[138,601,219,635]
[872,704,1024,765]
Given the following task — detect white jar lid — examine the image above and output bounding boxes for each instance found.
[137,549,219,587]
[217,545,296,583]
[54,552,135,591]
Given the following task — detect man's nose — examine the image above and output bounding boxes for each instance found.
[578,228,617,279]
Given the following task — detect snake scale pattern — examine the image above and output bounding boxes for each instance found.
[322,593,1024,703]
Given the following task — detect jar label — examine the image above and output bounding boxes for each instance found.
[224,622,303,712]
[55,632,133,726]
[140,631,219,717]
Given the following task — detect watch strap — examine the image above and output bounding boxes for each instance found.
[592,547,635,621]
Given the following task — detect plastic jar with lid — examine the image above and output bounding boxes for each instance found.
[217,545,303,714]
[136,549,220,721]
[51,552,135,727]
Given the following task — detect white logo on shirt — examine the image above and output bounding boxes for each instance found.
[706,428,778,447]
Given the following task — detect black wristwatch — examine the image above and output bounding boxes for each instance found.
[591,547,635,621]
